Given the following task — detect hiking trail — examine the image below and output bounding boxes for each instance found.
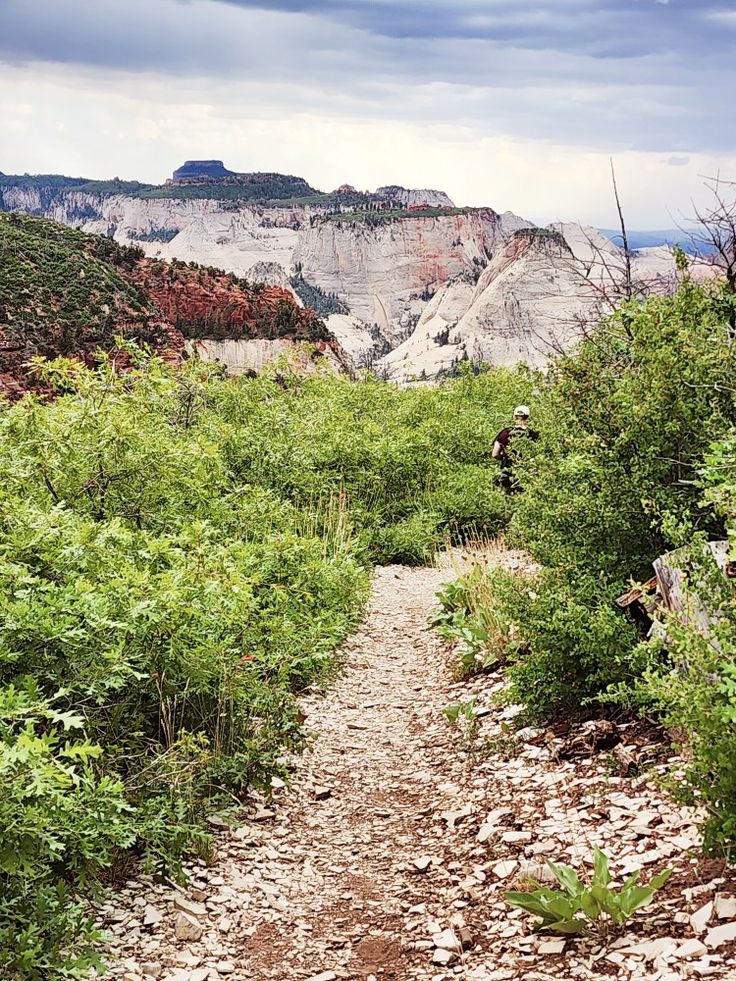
[99,562,736,981]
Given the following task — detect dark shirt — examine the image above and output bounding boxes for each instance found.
[494,425,539,469]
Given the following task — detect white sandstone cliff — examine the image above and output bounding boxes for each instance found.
[294,210,504,336]
[379,231,601,381]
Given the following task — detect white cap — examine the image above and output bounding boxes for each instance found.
[514,405,531,417]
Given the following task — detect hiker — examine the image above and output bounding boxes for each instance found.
[492,405,539,493]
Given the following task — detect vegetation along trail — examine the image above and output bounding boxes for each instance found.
[100,559,735,981]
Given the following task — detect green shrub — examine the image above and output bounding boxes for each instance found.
[630,435,736,854]
[500,570,639,721]
[493,277,736,721]
[0,687,134,980]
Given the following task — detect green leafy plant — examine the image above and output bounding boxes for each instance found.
[430,569,506,676]
[442,697,481,753]
[505,848,672,936]
[442,697,478,725]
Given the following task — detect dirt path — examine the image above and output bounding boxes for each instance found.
[101,564,736,981]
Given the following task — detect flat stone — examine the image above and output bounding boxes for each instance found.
[618,938,678,961]
[174,953,201,969]
[704,921,736,949]
[143,905,163,927]
[477,824,494,844]
[432,929,461,951]
[314,786,333,800]
[691,901,714,934]
[674,939,708,959]
[173,912,204,942]
[491,860,518,879]
[306,973,338,981]
[214,963,235,976]
[500,831,532,844]
[441,804,473,829]
[432,948,458,967]
[713,895,736,919]
[412,856,434,873]
[206,815,229,828]
[174,895,207,919]
[251,804,276,821]
[538,939,566,954]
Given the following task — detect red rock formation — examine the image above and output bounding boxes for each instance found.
[0,250,329,400]
[130,260,327,343]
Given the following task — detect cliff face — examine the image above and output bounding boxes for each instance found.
[379,224,681,381]
[374,185,455,208]
[379,231,600,380]
[132,261,326,342]
[294,209,503,335]
[0,187,509,352]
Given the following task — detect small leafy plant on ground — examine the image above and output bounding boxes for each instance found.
[442,698,480,751]
[505,848,672,937]
[430,569,507,677]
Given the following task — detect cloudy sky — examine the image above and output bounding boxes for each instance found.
[1,0,734,225]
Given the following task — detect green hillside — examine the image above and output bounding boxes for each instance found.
[0,212,162,367]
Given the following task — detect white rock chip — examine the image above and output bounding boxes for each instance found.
[173,912,204,942]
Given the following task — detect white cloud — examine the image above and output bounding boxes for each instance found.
[1,59,733,227]
[0,0,735,226]
[703,8,736,25]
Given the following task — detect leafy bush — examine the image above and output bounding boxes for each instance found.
[496,277,736,718]
[0,687,134,980]
[499,570,640,721]
[211,364,533,564]
[629,436,736,854]
[0,350,530,974]
[506,848,672,936]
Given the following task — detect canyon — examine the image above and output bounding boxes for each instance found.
[0,164,680,379]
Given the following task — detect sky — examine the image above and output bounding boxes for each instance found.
[1,0,735,226]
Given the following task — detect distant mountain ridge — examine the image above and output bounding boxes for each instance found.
[599,227,701,253]
[0,161,682,380]
[0,162,455,210]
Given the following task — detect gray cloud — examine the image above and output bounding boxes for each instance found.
[0,0,733,155]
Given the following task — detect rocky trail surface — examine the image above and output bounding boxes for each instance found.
[100,564,736,981]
